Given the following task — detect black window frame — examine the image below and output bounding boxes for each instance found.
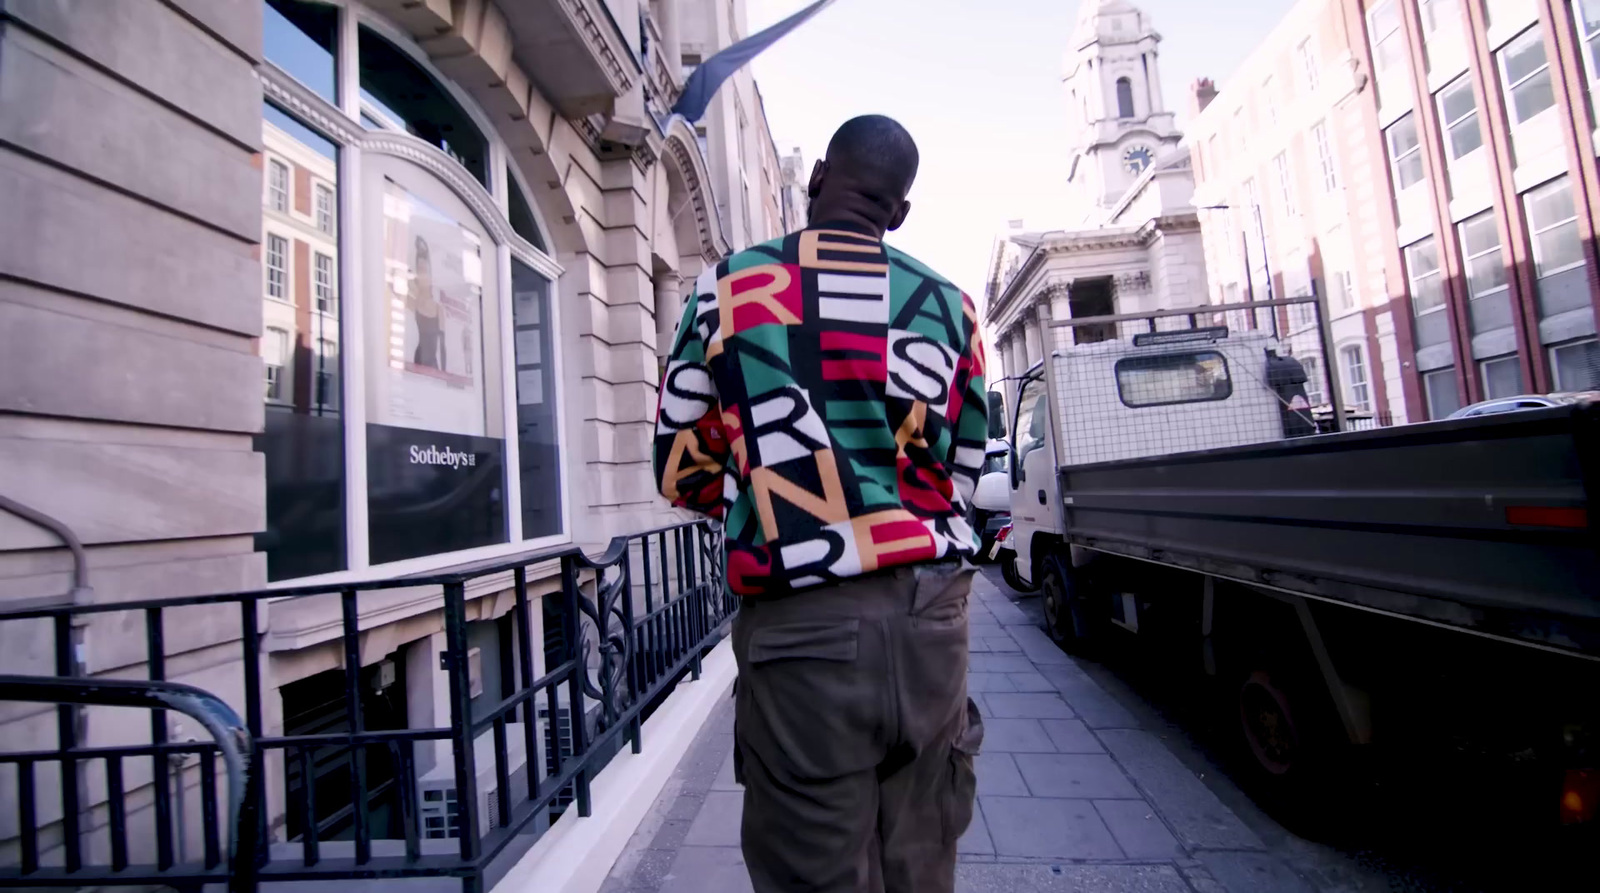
[1113,350,1235,408]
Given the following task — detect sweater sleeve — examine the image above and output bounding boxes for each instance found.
[947,291,990,509]
[653,284,733,519]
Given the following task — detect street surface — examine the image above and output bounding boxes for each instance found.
[980,565,1592,893]
[601,569,1591,892]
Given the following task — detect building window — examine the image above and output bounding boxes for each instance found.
[1341,345,1371,411]
[358,25,489,185]
[1405,237,1446,315]
[1331,269,1357,313]
[1458,211,1508,299]
[1498,27,1556,125]
[1263,76,1278,126]
[1369,0,1406,73]
[1386,113,1425,190]
[1424,367,1462,418]
[268,159,289,212]
[315,183,335,234]
[314,251,336,314]
[1116,77,1136,118]
[254,20,567,582]
[1298,39,1320,92]
[1302,353,1325,405]
[1115,351,1233,407]
[264,327,290,401]
[315,337,338,409]
[1480,355,1523,398]
[1525,177,1583,276]
[1312,121,1338,191]
[1551,338,1600,389]
[266,233,289,300]
[1272,152,1295,216]
[1437,76,1483,161]
[1576,1,1600,91]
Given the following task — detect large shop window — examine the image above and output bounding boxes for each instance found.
[257,2,563,580]
[258,101,346,580]
[358,26,489,186]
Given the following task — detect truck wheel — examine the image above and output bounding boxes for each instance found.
[1000,550,1038,593]
[1231,666,1343,828]
[1041,553,1090,649]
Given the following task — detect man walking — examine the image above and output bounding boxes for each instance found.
[654,115,988,893]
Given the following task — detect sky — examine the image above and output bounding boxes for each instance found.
[745,0,1295,301]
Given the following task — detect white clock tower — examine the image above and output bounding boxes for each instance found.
[1061,0,1183,226]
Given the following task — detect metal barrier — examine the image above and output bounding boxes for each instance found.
[0,519,729,893]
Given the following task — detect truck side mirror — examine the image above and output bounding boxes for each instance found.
[987,391,1007,440]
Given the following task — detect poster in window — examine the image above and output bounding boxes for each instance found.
[375,179,488,436]
[366,177,506,565]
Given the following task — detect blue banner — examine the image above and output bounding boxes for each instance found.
[671,0,838,123]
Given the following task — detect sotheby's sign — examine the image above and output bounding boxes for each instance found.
[367,424,505,564]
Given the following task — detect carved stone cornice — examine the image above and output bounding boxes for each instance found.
[558,0,638,96]
[662,122,731,263]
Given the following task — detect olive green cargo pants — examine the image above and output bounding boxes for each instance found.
[732,563,983,893]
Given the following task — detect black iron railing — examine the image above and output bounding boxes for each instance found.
[0,519,730,893]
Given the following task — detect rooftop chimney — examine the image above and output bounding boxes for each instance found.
[1191,78,1218,116]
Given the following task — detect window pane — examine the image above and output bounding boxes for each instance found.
[512,261,562,539]
[1460,212,1501,256]
[1398,153,1425,189]
[1552,339,1600,389]
[358,26,489,185]
[1440,79,1476,122]
[1115,351,1234,407]
[1406,238,1441,276]
[1502,28,1548,84]
[1535,219,1584,274]
[1466,253,1509,296]
[1512,68,1555,121]
[1481,356,1523,398]
[1448,113,1484,158]
[366,178,506,564]
[506,166,547,250]
[1388,114,1420,155]
[257,100,345,581]
[264,0,337,104]
[1526,178,1575,229]
[1425,368,1463,418]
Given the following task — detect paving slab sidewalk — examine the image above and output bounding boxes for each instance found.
[601,574,1314,893]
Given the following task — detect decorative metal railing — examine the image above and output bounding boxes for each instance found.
[0,519,729,893]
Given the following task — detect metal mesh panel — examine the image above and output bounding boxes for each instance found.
[1040,299,1337,469]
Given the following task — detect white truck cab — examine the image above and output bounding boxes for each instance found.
[1004,328,1290,589]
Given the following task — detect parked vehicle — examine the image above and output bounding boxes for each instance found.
[971,439,1010,562]
[1446,390,1600,419]
[1000,298,1600,826]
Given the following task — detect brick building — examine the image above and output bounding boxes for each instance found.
[1190,0,1600,421]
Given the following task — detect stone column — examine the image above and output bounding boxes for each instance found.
[654,270,684,364]
[1023,312,1044,367]
[658,0,682,73]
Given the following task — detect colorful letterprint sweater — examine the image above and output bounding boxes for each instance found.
[653,225,989,596]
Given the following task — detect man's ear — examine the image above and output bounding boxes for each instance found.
[808,160,827,198]
[886,199,911,231]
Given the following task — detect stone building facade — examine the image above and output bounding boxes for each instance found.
[0,0,789,869]
[988,0,1209,390]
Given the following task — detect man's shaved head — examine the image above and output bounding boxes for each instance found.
[807,115,920,237]
[826,115,920,201]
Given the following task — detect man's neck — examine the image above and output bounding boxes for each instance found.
[807,208,885,240]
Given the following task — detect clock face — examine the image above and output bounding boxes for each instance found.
[1123,145,1154,175]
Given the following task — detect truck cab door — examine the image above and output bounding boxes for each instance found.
[1008,374,1055,586]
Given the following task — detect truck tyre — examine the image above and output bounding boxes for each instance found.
[1041,552,1091,649]
[1000,550,1038,593]
[1230,665,1343,830]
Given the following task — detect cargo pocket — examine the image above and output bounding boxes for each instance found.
[942,697,984,843]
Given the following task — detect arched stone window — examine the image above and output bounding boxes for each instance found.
[1116,77,1136,118]
[260,0,564,582]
